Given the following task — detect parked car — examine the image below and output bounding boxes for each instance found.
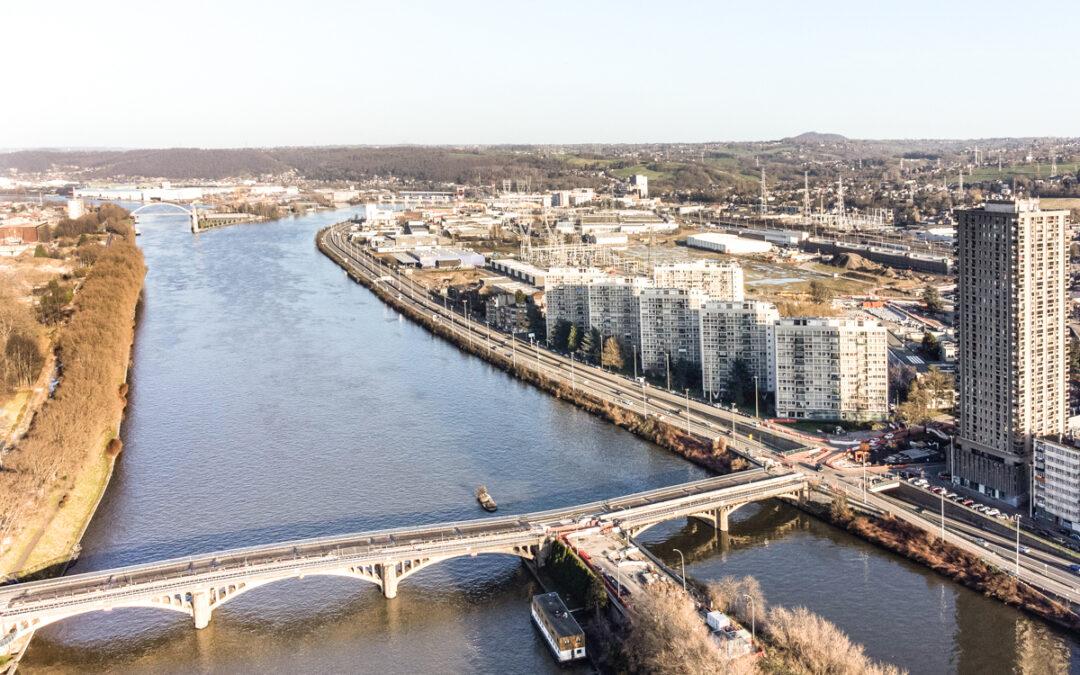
[962,499,975,507]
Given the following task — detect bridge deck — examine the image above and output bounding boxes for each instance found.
[2,469,804,623]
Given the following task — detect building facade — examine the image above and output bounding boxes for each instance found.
[652,260,745,301]
[1033,437,1080,532]
[952,200,1068,503]
[773,318,888,422]
[699,300,779,398]
[639,287,706,376]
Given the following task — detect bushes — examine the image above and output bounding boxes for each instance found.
[0,215,145,564]
[764,606,903,675]
[624,585,742,675]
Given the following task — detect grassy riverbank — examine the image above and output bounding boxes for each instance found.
[0,212,145,580]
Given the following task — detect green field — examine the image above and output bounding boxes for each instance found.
[964,162,1079,183]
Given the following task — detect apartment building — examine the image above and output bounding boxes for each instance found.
[544,276,647,346]
[773,318,888,422]
[699,300,779,398]
[587,279,649,349]
[1033,437,1080,532]
[652,260,745,301]
[639,287,707,376]
[952,200,1068,503]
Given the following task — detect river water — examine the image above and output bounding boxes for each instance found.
[19,209,1080,673]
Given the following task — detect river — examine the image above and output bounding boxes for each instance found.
[19,208,1080,673]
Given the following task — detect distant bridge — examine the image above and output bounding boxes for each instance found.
[1,469,804,653]
[129,202,200,233]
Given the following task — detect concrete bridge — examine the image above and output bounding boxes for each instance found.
[129,202,200,233]
[1,469,804,654]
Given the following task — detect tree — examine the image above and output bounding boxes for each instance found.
[922,285,944,313]
[601,336,624,371]
[726,358,753,406]
[37,279,73,325]
[578,328,600,364]
[919,331,942,361]
[809,279,834,305]
[921,367,955,411]
[896,381,932,425]
[552,319,573,351]
[565,323,580,352]
[889,363,917,403]
[5,333,44,387]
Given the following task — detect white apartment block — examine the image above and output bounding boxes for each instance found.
[639,287,707,375]
[699,300,779,397]
[544,276,647,345]
[773,318,888,422]
[652,260,745,301]
[953,200,1068,503]
[545,284,590,342]
[586,279,649,348]
[1034,437,1080,532]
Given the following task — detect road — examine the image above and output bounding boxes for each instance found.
[321,223,1080,610]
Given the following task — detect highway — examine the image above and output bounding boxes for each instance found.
[321,223,1080,612]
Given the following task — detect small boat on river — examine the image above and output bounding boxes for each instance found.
[476,485,498,512]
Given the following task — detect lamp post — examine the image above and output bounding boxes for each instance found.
[685,388,691,435]
[570,352,576,392]
[632,344,638,381]
[672,548,686,591]
[742,593,755,646]
[1014,514,1022,577]
[730,402,737,438]
[753,375,759,420]
[939,488,946,542]
[665,352,671,391]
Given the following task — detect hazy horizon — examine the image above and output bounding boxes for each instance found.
[3,0,1078,148]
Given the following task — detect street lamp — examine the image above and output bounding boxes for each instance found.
[729,402,737,438]
[665,352,672,391]
[753,375,759,420]
[685,388,691,435]
[632,344,638,381]
[939,488,946,542]
[742,593,755,646]
[570,352,576,392]
[1014,514,1022,577]
[672,548,686,591]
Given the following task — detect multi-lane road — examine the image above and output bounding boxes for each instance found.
[322,223,1080,610]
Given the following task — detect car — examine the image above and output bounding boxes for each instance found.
[962,499,975,507]
[1019,545,1031,554]
[1069,564,1080,575]
[974,537,989,547]
[1070,533,1080,543]
[973,505,988,513]
[945,492,958,500]
[985,509,1000,517]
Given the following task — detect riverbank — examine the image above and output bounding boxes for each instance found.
[316,227,745,476]
[317,224,1080,642]
[805,495,1080,633]
[0,218,145,582]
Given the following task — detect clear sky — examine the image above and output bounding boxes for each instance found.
[2,0,1077,148]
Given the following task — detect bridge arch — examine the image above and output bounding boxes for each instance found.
[129,202,194,217]
[1,544,541,651]
[129,202,201,232]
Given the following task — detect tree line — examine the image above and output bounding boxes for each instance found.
[0,207,146,566]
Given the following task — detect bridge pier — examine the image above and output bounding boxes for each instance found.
[191,590,212,629]
[380,563,398,599]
